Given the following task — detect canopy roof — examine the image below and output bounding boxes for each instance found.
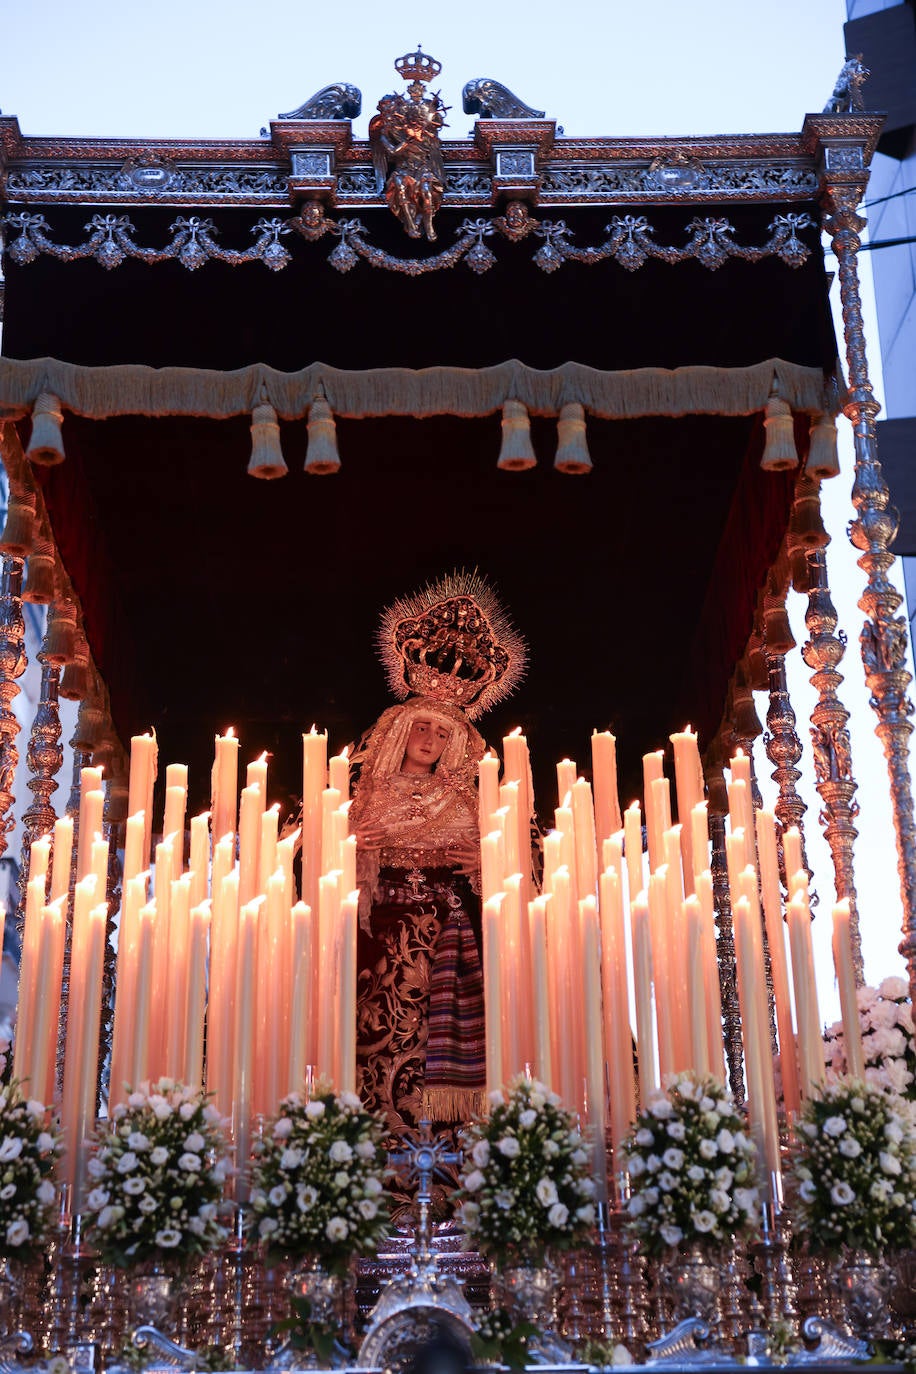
[0,100,862,815]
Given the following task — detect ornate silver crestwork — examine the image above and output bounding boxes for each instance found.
[278,84,362,121]
[3,206,816,276]
[814,120,916,1008]
[462,78,546,120]
[802,538,863,978]
[16,643,63,934]
[763,585,813,893]
[707,806,744,1105]
[0,557,26,862]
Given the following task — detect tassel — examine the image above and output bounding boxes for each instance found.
[497,399,537,471]
[554,402,592,474]
[44,600,78,665]
[304,396,341,475]
[788,538,811,595]
[807,413,840,479]
[763,596,795,655]
[0,489,36,556]
[61,634,91,700]
[247,402,287,480]
[761,392,799,471]
[73,697,106,753]
[25,392,66,465]
[23,529,56,604]
[790,476,828,548]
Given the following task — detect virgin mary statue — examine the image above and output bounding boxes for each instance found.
[347,571,526,1133]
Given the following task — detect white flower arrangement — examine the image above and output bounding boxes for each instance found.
[790,1076,916,1254]
[0,1083,60,1256]
[624,1071,759,1258]
[824,976,915,1101]
[456,1076,597,1265]
[84,1078,230,1267]
[250,1088,389,1272]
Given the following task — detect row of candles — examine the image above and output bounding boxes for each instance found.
[12,716,863,1208]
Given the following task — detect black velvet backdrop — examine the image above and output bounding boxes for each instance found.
[2,201,835,817]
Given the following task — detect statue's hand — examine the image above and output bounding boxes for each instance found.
[355,822,386,849]
[449,842,480,877]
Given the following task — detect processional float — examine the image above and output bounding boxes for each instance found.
[0,46,912,1370]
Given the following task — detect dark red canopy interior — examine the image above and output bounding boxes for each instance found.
[1,199,835,817]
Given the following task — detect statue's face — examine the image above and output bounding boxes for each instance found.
[402,717,452,773]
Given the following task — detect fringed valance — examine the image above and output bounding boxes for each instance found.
[0,357,837,423]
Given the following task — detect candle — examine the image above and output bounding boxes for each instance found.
[260,871,287,1113]
[26,897,65,1106]
[733,875,782,1189]
[670,727,704,891]
[571,778,599,901]
[233,898,260,1198]
[503,729,533,900]
[246,751,269,796]
[648,871,675,1080]
[50,814,74,904]
[662,825,690,1064]
[76,787,105,881]
[238,785,263,907]
[320,787,342,877]
[27,833,51,886]
[642,751,666,870]
[183,903,210,1091]
[684,895,711,1075]
[128,731,157,871]
[542,830,563,889]
[755,808,801,1118]
[787,884,825,1098]
[301,727,328,921]
[129,903,155,1091]
[189,812,210,909]
[528,896,552,1087]
[478,751,501,834]
[598,868,636,1163]
[481,831,505,905]
[109,872,148,1108]
[166,875,191,1076]
[258,804,280,895]
[501,874,525,1082]
[547,867,578,1110]
[696,870,726,1082]
[579,896,607,1138]
[12,876,47,1087]
[624,802,644,905]
[61,877,106,1203]
[784,828,805,894]
[163,778,187,879]
[556,758,577,808]
[328,748,350,799]
[832,899,866,1079]
[277,827,300,912]
[288,901,315,1093]
[498,782,522,885]
[123,813,146,889]
[690,803,710,881]
[338,891,358,1094]
[630,892,659,1104]
[483,895,504,1094]
[317,873,341,1081]
[211,728,239,844]
[591,730,623,847]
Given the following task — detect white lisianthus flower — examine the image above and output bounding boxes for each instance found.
[127,1132,149,1152]
[823,1116,847,1138]
[325,1217,348,1241]
[885,1120,904,1145]
[150,1146,169,1166]
[529,1091,546,1110]
[692,1210,716,1233]
[333,1171,349,1189]
[183,1132,205,1153]
[123,1177,146,1196]
[699,1139,717,1160]
[687,1166,705,1183]
[627,1154,646,1177]
[662,1147,684,1170]
[878,975,909,999]
[578,1177,597,1197]
[709,1189,730,1213]
[571,1148,589,1168]
[178,1153,202,1172]
[461,1201,480,1227]
[297,1185,318,1211]
[269,1185,287,1206]
[338,1091,362,1110]
[627,1195,645,1217]
[355,1141,376,1160]
[635,1128,654,1148]
[179,1102,196,1121]
[280,1147,304,1170]
[733,1186,759,1214]
[831,1182,856,1205]
[839,1137,862,1158]
[518,1109,537,1129]
[127,1092,146,1109]
[798,1180,816,1202]
[536,1177,558,1207]
[576,1203,596,1224]
[87,1188,110,1211]
[304,1100,325,1119]
[36,1179,55,1205]
[498,1136,520,1158]
[5,1219,29,1246]
[329,1140,353,1164]
[880,1151,902,1175]
[37,1132,56,1154]
[463,1169,485,1193]
[659,1223,683,1246]
[547,1202,569,1227]
[657,1171,677,1192]
[495,1189,514,1210]
[97,1204,124,1228]
[715,1129,735,1154]
[151,1099,173,1122]
[273,1117,293,1139]
[116,1152,138,1174]
[138,1195,159,1214]
[364,1177,383,1196]
[259,1216,279,1237]
[0,1138,22,1164]
[358,1199,378,1220]
[648,1097,673,1120]
[666,1121,686,1141]
[155,1228,182,1247]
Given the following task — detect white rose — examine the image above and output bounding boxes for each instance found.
[355,1141,375,1160]
[733,1186,759,1214]
[338,1091,362,1110]
[518,1109,537,1129]
[715,1129,735,1154]
[333,1171,350,1189]
[471,1139,490,1168]
[5,1219,29,1247]
[648,1097,673,1120]
[627,1154,646,1177]
[127,1092,146,1109]
[325,1217,348,1241]
[635,1128,654,1148]
[547,1202,569,1227]
[0,1138,22,1163]
[461,1201,480,1228]
[305,1100,325,1119]
[627,1195,645,1217]
[151,1100,173,1122]
[798,1180,816,1202]
[839,1136,863,1158]
[495,1189,514,1209]
[97,1204,124,1228]
[576,1203,596,1224]
[823,1116,847,1138]
[273,1117,294,1139]
[536,1178,558,1207]
[880,1151,902,1175]
[529,1091,546,1110]
[329,1140,353,1164]
[878,976,909,1000]
[179,1102,197,1121]
[37,1133,56,1154]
